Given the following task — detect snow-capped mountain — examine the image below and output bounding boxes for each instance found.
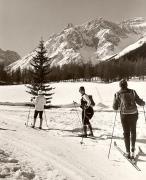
[114,36,146,60]
[105,36,146,62]
[9,17,146,71]
[0,49,20,66]
[120,17,146,35]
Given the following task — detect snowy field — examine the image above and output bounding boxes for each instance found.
[0,81,146,179]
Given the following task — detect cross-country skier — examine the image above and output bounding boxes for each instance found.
[113,79,145,159]
[79,86,94,137]
[31,90,46,129]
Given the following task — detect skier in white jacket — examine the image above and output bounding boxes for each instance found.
[31,90,46,129]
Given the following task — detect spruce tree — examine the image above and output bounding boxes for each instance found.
[26,39,53,106]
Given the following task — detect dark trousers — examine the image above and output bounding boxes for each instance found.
[120,113,138,153]
[34,110,43,119]
[82,107,94,135]
[82,106,94,125]
[33,110,43,128]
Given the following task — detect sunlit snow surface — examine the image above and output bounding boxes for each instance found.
[0,81,146,179]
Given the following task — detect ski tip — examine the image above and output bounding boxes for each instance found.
[139,146,142,152]
[139,146,144,154]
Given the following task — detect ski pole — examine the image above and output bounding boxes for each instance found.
[73,101,82,125]
[25,105,31,127]
[73,101,85,145]
[81,108,87,144]
[143,106,146,123]
[44,109,49,128]
[95,86,103,103]
[108,111,118,159]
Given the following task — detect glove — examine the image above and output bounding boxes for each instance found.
[73,101,78,105]
[142,101,145,106]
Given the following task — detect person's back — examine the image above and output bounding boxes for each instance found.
[113,87,144,113]
[35,95,46,111]
[113,79,145,159]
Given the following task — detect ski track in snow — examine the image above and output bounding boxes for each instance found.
[0,106,146,180]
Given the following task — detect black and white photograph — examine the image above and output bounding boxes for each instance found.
[0,0,146,179]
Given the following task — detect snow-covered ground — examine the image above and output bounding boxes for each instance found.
[0,81,146,107]
[0,81,146,179]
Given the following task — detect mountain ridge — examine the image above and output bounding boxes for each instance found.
[9,17,146,71]
[0,48,21,66]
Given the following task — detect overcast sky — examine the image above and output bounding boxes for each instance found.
[0,0,146,56]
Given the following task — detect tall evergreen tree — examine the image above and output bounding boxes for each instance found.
[26,39,54,106]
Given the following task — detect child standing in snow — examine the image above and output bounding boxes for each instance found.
[113,79,145,159]
[31,90,46,129]
[79,86,94,137]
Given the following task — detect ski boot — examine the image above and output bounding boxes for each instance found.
[88,124,94,137]
[124,152,131,159]
[88,132,94,137]
[131,152,136,163]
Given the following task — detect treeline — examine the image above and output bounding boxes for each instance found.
[48,63,96,81]
[0,63,10,84]
[47,57,146,82]
[95,57,146,82]
[103,57,146,82]
[0,57,146,85]
[0,64,31,84]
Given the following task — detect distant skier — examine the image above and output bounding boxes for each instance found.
[78,86,94,137]
[113,79,145,159]
[31,90,46,129]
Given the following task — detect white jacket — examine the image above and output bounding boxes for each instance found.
[33,95,46,111]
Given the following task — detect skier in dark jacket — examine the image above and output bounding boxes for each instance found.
[79,86,94,137]
[113,79,145,159]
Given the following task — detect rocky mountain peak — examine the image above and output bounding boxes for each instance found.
[120,17,146,35]
[0,49,20,66]
[8,17,146,71]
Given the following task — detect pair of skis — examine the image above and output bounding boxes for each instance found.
[114,141,141,171]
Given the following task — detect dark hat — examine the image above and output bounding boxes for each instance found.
[79,86,85,91]
[119,79,128,88]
